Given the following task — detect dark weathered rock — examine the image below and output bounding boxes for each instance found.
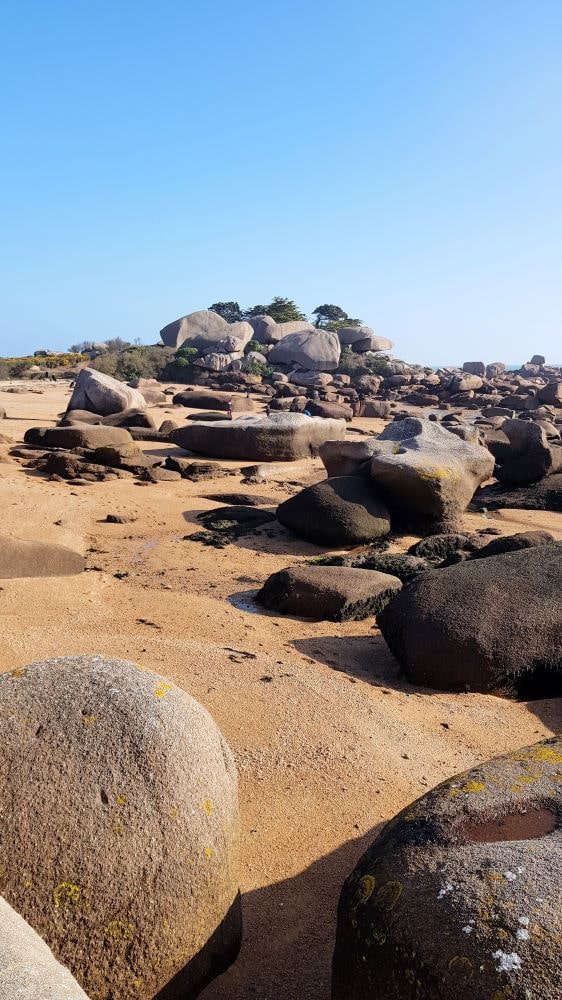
[314,552,429,582]
[305,400,353,421]
[197,506,276,534]
[378,544,562,696]
[408,533,478,563]
[277,477,391,546]
[333,736,562,1000]
[497,419,562,484]
[0,897,90,999]
[172,390,257,412]
[471,530,556,559]
[24,425,134,451]
[256,564,401,621]
[0,536,84,578]
[199,493,272,507]
[171,413,346,462]
[0,655,240,1000]
[471,476,562,513]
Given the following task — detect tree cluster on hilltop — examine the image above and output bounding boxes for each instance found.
[209,297,362,332]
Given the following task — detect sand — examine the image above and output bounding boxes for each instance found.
[1,380,561,999]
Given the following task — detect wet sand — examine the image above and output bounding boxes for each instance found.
[1,380,561,999]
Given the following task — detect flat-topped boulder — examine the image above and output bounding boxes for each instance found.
[268,329,341,371]
[0,536,84,578]
[0,655,240,1000]
[172,389,257,412]
[333,736,562,1000]
[0,897,90,999]
[66,369,147,416]
[256,564,401,621]
[378,543,562,696]
[249,317,316,345]
[24,425,134,451]
[171,412,346,461]
[370,417,494,528]
[337,327,394,353]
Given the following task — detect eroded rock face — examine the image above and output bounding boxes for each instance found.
[333,737,562,1000]
[319,438,382,477]
[277,476,391,546]
[0,536,84,578]
[378,543,562,697]
[256,565,401,621]
[370,418,494,528]
[171,413,346,462]
[497,419,562,484]
[0,897,90,999]
[0,655,241,1000]
[268,329,341,371]
[25,425,134,451]
[67,369,147,416]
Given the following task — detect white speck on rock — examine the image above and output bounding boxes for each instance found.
[517,929,530,941]
[518,916,530,926]
[492,951,522,973]
[462,925,473,934]
[504,871,517,881]
[438,883,454,899]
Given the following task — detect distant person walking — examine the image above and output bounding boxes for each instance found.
[226,397,233,420]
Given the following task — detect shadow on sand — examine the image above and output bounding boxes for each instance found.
[200,827,382,1000]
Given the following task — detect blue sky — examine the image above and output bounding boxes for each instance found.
[0,0,561,365]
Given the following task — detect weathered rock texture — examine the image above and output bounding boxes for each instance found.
[256,565,401,621]
[378,544,562,697]
[0,655,240,1000]
[268,329,341,371]
[0,896,90,999]
[67,369,147,416]
[277,476,391,546]
[171,413,346,461]
[370,418,494,528]
[333,737,562,1000]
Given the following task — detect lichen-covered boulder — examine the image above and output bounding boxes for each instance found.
[256,564,401,621]
[0,896,90,999]
[0,655,240,999]
[0,536,84,578]
[277,476,391,546]
[333,737,562,1000]
[66,369,147,416]
[171,412,346,461]
[370,418,495,528]
[268,329,341,371]
[378,543,562,696]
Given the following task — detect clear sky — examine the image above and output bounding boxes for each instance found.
[1,0,561,365]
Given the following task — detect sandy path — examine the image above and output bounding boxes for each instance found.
[1,381,561,999]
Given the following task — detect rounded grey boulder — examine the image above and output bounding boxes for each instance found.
[0,655,240,999]
[171,412,347,461]
[0,896,90,999]
[66,369,147,417]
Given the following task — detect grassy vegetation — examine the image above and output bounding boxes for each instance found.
[0,353,87,378]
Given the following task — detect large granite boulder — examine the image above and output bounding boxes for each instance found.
[24,425,134,451]
[369,418,494,528]
[338,327,394,353]
[378,544,562,696]
[0,536,84,578]
[0,655,240,1000]
[277,476,391,545]
[171,412,346,461]
[249,317,316,345]
[256,564,401,621]
[160,309,253,353]
[462,360,485,376]
[497,419,562,484]
[333,736,562,1000]
[66,369,147,416]
[0,897,90,999]
[268,329,341,371]
[537,380,562,405]
[319,437,381,477]
[193,352,244,371]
